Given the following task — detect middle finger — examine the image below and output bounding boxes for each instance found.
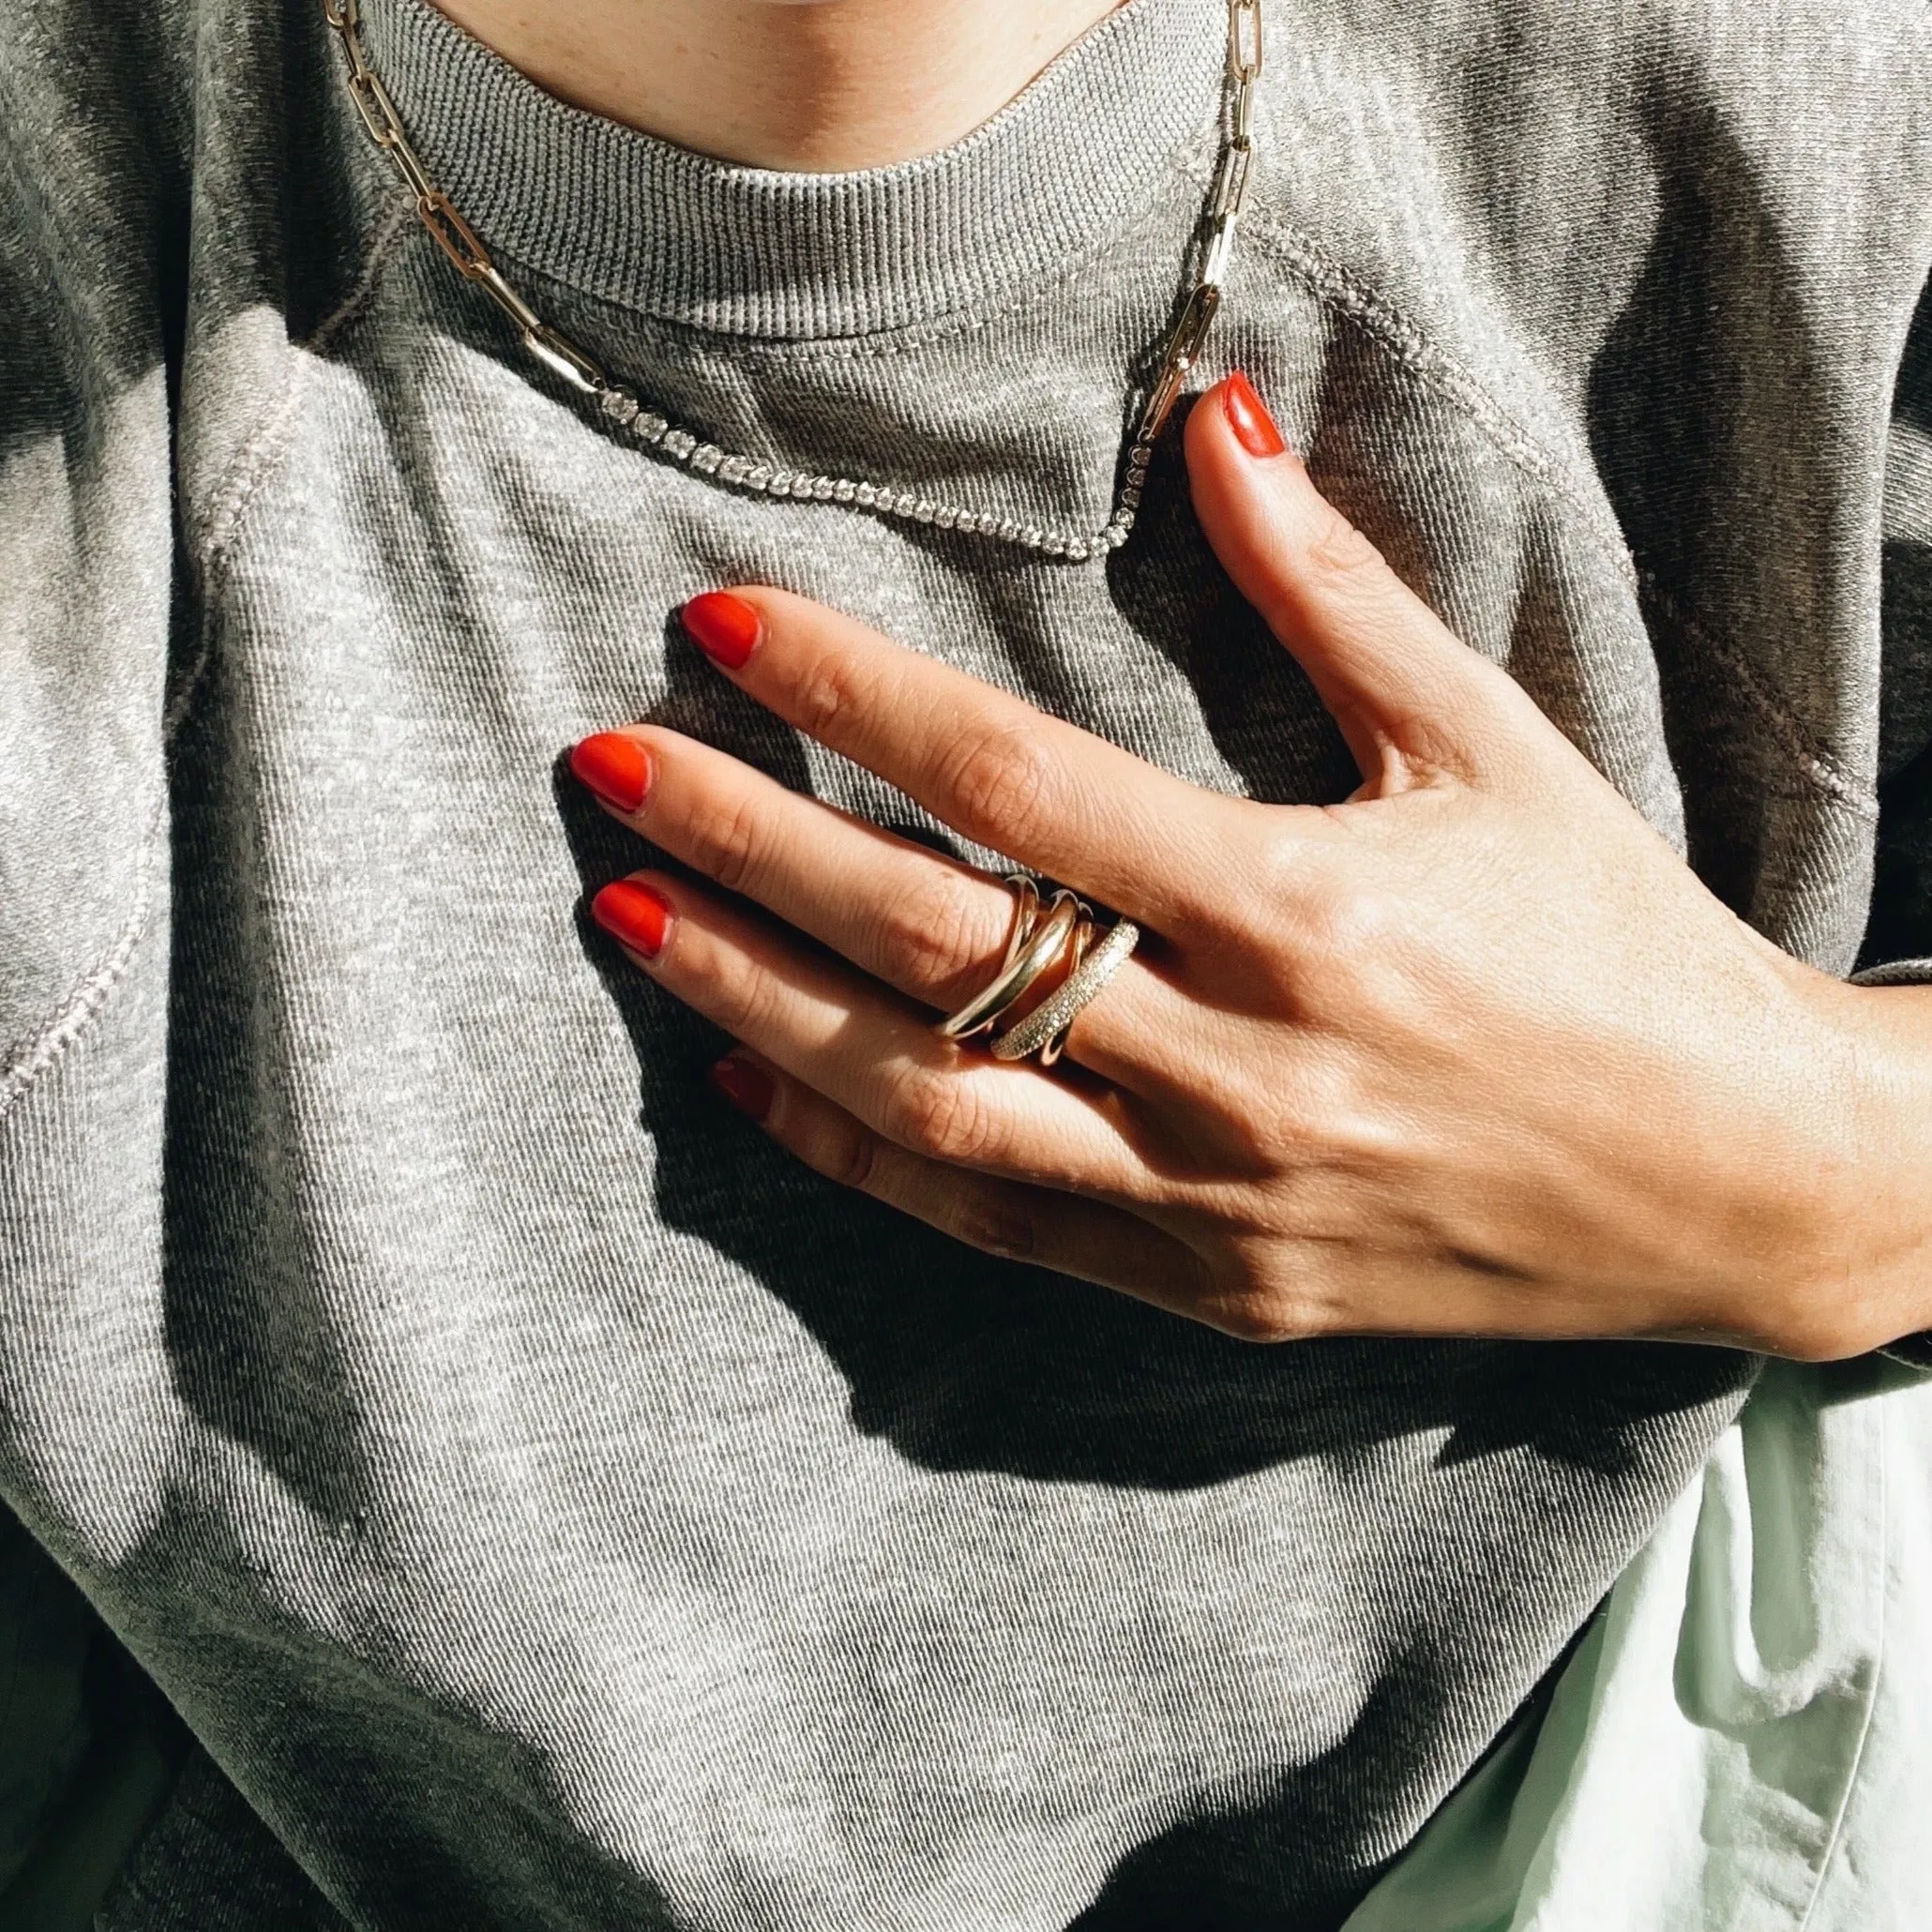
[588,866,1160,1201]
[677,585,1253,930]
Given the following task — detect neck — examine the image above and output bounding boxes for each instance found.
[428,0,1126,171]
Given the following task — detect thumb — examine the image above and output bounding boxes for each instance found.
[1185,372,1556,794]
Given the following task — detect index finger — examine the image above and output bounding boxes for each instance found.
[678,585,1241,929]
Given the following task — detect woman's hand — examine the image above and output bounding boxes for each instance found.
[568,374,1932,1360]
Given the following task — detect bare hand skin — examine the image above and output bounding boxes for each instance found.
[429,0,1124,170]
[570,374,1932,1361]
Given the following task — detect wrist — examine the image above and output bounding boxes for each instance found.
[1786,971,1932,1359]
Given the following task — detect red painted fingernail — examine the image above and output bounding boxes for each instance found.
[682,592,762,670]
[709,1056,774,1124]
[570,732,651,812]
[1224,370,1288,460]
[591,879,672,958]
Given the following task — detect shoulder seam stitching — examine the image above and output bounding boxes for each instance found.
[0,200,415,1127]
[1223,186,1639,564]
[187,197,416,575]
[1230,189,1879,814]
[1642,580,1879,819]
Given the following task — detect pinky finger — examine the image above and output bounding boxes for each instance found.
[711,1052,1213,1314]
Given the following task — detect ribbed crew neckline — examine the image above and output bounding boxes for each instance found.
[358,0,1225,340]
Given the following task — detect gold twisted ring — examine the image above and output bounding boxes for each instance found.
[990,915,1140,1064]
[938,882,1080,1042]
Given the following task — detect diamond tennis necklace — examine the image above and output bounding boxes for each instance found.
[322,0,1262,563]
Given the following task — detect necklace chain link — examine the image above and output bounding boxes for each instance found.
[323,0,1261,562]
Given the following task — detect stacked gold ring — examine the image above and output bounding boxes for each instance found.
[937,881,1079,1042]
[989,915,1140,1064]
[938,876,1140,1066]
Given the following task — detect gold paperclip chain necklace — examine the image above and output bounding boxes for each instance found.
[322,0,1262,563]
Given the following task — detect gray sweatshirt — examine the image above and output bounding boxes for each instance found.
[1,0,1928,1925]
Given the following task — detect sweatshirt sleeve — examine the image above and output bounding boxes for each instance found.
[1854,273,1932,1372]
[1856,274,1932,989]
[0,0,189,1118]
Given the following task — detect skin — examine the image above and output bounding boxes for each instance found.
[576,379,1932,1363]
[428,0,1125,169]
[444,1,1932,1358]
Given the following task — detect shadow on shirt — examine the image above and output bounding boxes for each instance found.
[551,618,1745,1498]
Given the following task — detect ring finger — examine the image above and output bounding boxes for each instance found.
[719,1052,1213,1314]
[588,865,1163,1201]
[572,724,1204,1089]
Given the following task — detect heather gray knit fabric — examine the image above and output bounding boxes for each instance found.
[1,0,1929,1926]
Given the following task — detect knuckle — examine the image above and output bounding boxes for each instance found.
[702,940,780,1038]
[1255,1089,1335,1165]
[1302,506,1391,591]
[934,724,1054,846]
[1208,1282,1327,1347]
[1275,870,1416,1023]
[1300,877,1401,965]
[1229,819,1325,941]
[686,790,765,895]
[1185,1241,1337,1346]
[1206,818,1365,978]
[789,651,861,745]
[1201,1093,1307,1176]
[869,872,998,996]
[822,1118,880,1194]
[884,1067,1003,1168]
[950,1188,1036,1261]
[1212,1301,1294,1346]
